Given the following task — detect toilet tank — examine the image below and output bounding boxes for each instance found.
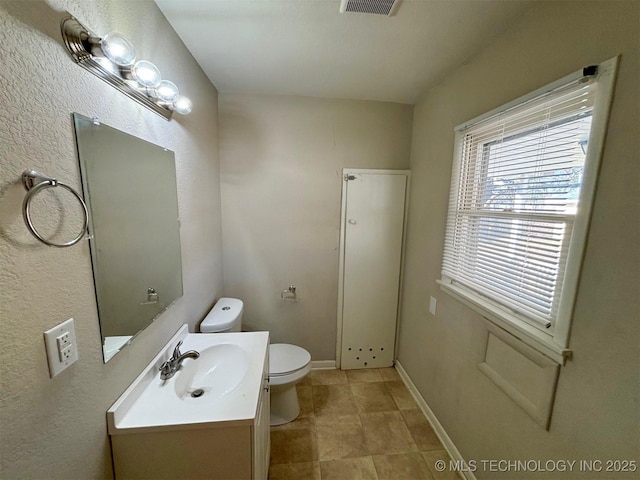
[199,297,243,333]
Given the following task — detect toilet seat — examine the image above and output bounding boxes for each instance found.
[269,344,311,376]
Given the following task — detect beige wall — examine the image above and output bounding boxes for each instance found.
[0,1,223,478]
[219,95,413,360]
[397,1,639,478]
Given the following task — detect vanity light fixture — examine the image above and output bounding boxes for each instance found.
[61,15,192,119]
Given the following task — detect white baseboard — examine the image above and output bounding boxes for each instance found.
[395,360,477,480]
[311,360,336,370]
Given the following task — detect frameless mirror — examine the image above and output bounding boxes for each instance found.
[73,113,183,362]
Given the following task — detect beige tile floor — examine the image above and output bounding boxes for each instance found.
[269,367,460,480]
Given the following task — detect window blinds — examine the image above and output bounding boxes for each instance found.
[442,78,596,330]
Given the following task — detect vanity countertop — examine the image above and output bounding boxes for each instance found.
[107,325,269,434]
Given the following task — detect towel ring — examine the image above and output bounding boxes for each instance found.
[21,169,89,247]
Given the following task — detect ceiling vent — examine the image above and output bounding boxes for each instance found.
[339,0,403,17]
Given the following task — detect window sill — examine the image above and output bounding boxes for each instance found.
[437,280,572,365]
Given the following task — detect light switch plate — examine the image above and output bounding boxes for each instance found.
[44,318,78,378]
[429,296,437,316]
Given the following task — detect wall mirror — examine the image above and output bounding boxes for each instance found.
[73,113,183,362]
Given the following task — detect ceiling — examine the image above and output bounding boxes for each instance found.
[155,0,534,104]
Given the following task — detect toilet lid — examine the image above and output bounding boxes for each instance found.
[269,344,311,376]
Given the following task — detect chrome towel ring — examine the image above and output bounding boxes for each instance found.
[21,169,89,247]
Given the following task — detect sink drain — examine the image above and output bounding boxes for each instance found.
[190,388,205,398]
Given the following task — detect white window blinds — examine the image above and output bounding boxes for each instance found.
[442,77,597,331]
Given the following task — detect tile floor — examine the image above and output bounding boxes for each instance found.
[269,367,459,480]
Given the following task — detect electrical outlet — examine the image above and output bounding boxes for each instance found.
[59,344,73,362]
[44,318,78,378]
[56,332,70,350]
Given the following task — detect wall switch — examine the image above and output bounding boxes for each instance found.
[429,296,437,316]
[44,318,78,378]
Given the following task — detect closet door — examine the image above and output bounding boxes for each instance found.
[338,170,409,369]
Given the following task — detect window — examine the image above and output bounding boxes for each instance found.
[438,58,618,362]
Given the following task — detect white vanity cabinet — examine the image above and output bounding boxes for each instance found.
[252,351,271,480]
[108,328,270,480]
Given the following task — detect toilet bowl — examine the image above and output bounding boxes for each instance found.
[199,298,312,426]
[269,344,312,426]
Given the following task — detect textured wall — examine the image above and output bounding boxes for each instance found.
[219,95,413,360]
[397,1,639,478]
[0,1,222,478]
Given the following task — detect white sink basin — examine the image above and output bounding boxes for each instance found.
[174,343,249,401]
[107,325,269,434]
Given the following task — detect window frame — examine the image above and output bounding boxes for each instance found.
[437,57,619,364]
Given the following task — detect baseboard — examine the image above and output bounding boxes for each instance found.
[311,360,336,370]
[395,360,477,480]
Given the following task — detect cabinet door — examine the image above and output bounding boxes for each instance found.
[253,375,270,479]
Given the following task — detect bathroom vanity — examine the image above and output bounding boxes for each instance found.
[107,326,270,479]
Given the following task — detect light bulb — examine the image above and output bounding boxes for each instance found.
[131,60,161,88]
[100,33,136,66]
[156,80,179,103]
[173,96,193,115]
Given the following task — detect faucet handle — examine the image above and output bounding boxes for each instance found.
[172,340,183,359]
[159,360,171,377]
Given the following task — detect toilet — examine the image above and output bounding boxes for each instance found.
[269,343,311,426]
[199,297,312,426]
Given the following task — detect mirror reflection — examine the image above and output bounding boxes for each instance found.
[73,113,183,362]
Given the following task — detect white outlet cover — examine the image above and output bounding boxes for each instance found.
[44,318,78,378]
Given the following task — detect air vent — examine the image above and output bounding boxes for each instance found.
[339,0,403,17]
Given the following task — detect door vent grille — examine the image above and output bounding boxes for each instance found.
[339,0,403,17]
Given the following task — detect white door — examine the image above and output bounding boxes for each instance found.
[338,169,409,370]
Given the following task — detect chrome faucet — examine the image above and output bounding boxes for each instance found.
[159,340,200,380]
